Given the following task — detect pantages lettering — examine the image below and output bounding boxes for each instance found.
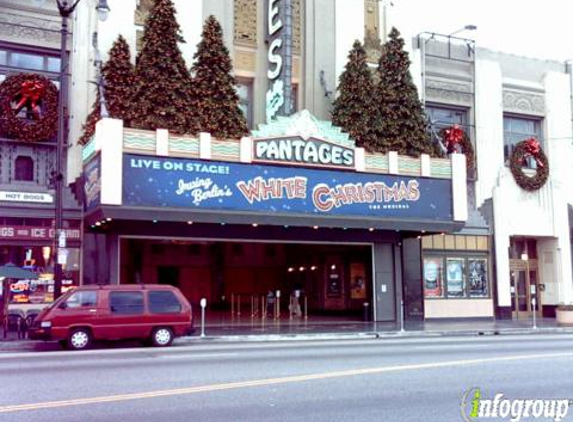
[236,176,420,212]
[254,137,355,168]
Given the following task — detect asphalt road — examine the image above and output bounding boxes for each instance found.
[1,334,573,422]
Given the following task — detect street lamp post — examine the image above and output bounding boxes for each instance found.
[53,0,110,300]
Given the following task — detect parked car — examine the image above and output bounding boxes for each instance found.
[29,284,193,350]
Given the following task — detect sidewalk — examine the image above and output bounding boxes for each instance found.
[1,316,572,353]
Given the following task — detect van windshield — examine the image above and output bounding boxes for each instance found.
[47,293,71,310]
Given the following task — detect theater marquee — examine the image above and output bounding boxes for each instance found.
[123,154,453,221]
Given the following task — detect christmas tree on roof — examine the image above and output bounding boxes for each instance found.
[131,0,193,134]
[331,40,379,151]
[376,27,436,156]
[188,15,248,138]
[78,35,136,145]
[102,35,136,124]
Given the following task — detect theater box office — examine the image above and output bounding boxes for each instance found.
[81,112,468,322]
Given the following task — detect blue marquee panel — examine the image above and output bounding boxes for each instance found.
[122,154,453,221]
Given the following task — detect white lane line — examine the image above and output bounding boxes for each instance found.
[157,352,238,359]
[1,351,572,414]
[413,344,491,350]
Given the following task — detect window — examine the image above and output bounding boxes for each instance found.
[446,258,465,298]
[65,291,97,308]
[423,257,444,298]
[503,116,542,167]
[110,291,144,314]
[236,79,253,129]
[148,291,182,314]
[468,259,488,297]
[10,52,43,70]
[15,156,34,181]
[424,256,489,299]
[134,0,154,56]
[0,46,60,80]
[291,84,299,114]
[426,105,468,131]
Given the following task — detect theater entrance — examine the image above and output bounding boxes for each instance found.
[120,238,374,322]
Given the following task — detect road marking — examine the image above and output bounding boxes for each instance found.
[157,352,238,359]
[413,344,490,350]
[1,351,572,414]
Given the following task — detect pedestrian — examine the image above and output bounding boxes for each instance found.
[290,288,302,318]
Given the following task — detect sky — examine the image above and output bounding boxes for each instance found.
[389,0,573,62]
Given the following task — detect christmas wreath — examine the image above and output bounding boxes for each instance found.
[0,73,59,142]
[509,138,549,191]
[440,125,475,175]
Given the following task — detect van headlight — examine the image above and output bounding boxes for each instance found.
[40,321,52,328]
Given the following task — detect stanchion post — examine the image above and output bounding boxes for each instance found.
[200,298,207,338]
[304,296,308,320]
[231,293,234,316]
[532,297,537,330]
[237,294,241,316]
[275,290,281,320]
[400,299,405,333]
[261,295,266,320]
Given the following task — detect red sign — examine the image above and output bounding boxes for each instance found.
[0,226,81,241]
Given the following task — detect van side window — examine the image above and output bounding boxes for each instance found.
[149,291,182,314]
[109,292,144,314]
[65,291,97,309]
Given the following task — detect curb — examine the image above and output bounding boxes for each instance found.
[175,326,573,344]
[1,327,573,353]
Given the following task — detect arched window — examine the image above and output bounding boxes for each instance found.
[15,156,34,181]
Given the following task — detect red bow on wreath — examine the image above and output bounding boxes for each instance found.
[444,124,464,153]
[13,80,47,119]
[523,137,544,168]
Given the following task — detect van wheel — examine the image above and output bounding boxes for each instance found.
[151,327,173,347]
[67,328,92,350]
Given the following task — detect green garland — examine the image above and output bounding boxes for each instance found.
[0,73,59,142]
[509,139,549,191]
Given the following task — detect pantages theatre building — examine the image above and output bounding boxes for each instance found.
[81,111,468,322]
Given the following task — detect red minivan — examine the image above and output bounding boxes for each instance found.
[29,284,193,350]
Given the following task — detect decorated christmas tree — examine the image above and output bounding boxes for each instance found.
[189,15,248,138]
[376,27,435,156]
[102,35,136,123]
[78,35,136,145]
[131,0,193,134]
[77,91,100,145]
[331,40,379,151]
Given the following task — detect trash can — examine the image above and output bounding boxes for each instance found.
[363,302,370,322]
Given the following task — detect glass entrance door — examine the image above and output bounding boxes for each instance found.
[510,269,540,320]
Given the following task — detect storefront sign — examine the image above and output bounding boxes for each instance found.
[0,191,53,203]
[253,136,355,169]
[84,155,101,210]
[0,226,81,241]
[123,154,453,221]
[266,0,285,121]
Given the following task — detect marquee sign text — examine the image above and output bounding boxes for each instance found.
[253,137,355,169]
